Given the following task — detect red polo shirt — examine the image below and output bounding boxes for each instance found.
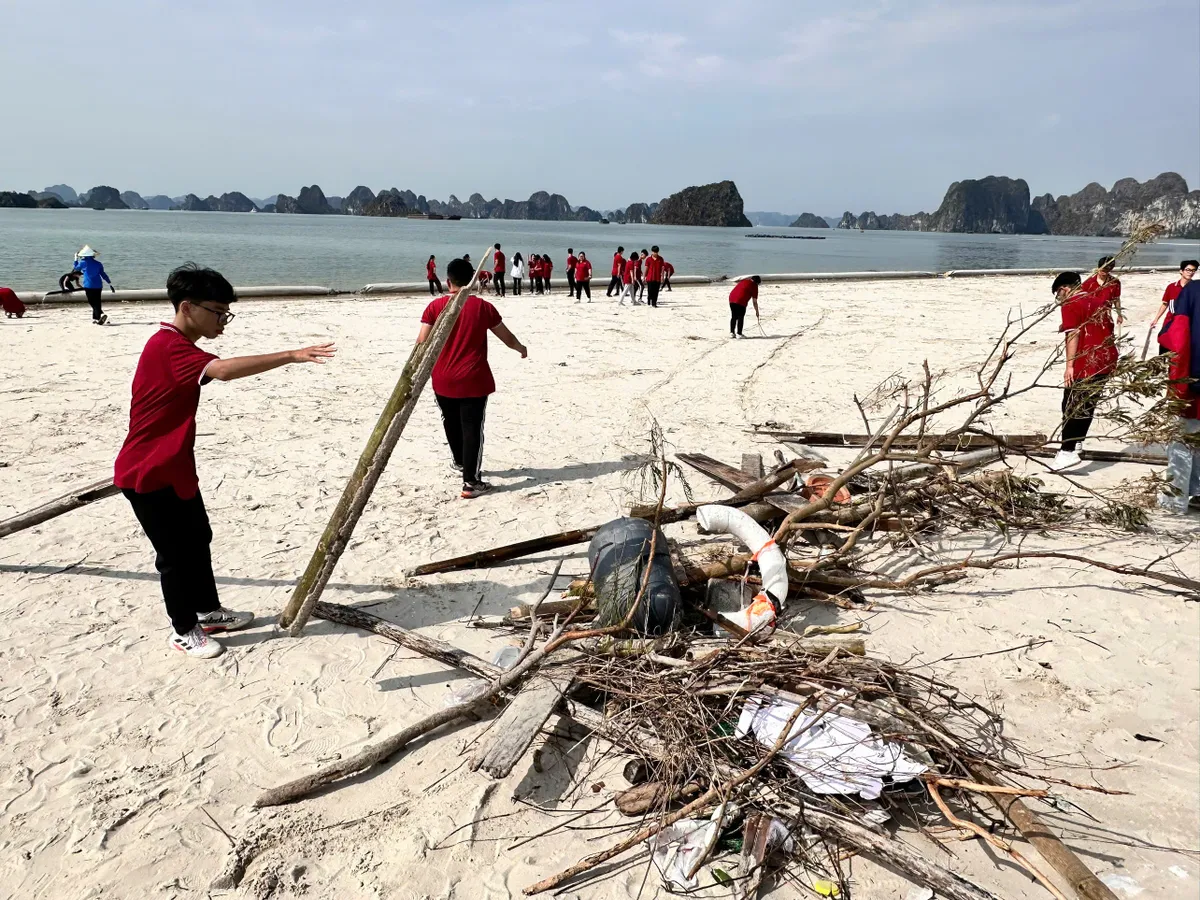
[542,258,552,276]
[663,261,674,276]
[644,255,664,281]
[729,279,758,306]
[575,259,592,280]
[566,253,577,275]
[427,260,437,279]
[114,324,219,499]
[1159,280,1185,338]
[612,253,624,277]
[493,250,506,275]
[1060,286,1117,380]
[623,259,636,284]
[421,294,503,398]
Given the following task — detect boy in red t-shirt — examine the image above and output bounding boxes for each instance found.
[1050,270,1117,472]
[607,246,625,297]
[619,252,640,306]
[492,243,507,297]
[661,259,674,292]
[565,248,577,297]
[115,264,335,658]
[1151,259,1198,354]
[418,257,528,498]
[644,246,665,307]
[728,275,761,338]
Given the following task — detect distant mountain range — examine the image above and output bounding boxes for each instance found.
[9,173,1198,237]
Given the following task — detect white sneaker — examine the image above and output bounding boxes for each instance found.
[1049,450,1082,472]
[735,333,746,340]
[196,607,254,633]
[169,626,224,659]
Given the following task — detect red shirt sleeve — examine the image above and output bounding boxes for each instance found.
[169,338,218,386]
[481,299,502,329]
[1059,296,1083,333]
[421,299,441,325]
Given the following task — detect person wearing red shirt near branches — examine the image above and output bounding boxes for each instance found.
[644,246,665,307]
[115,264,335,659]
[565,248,578,297]
[426,255,443,296]
[418,257,528,499]
[606,246,625,297]
[1151,259,1198,355]
[727,275,760,338]
[618,252,640,306]
[1050,270,1118,472]
[492,243,507,297]
[573,251,593,302]
[1079,256,1123,324]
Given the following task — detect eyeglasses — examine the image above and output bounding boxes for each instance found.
[192,303,236,325]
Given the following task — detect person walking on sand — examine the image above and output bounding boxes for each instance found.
[1151,259,1198,355]
[492,243,507,297]
[73,245,114,324]
[636,249,650,302]
[607,246,625,297]
[643,246,664,307]
[541,253,553,294]
[574,251,593,302]
[1158,278,1200,513]
[728,275,760,338]
[427,255,443,295]
[618,252,640,306]
[565,248,577,297]
[511,253,525,296]
[114,263,336,659]
[1049,270,1118,472]
[418,257,528,500]
[661,258,674,292]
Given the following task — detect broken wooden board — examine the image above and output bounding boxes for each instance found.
[752,430,1049,450]
[469,662,579,779]
[740,453,765,478]
[677,453,807,514]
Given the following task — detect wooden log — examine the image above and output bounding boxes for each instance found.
[0,478,120,540]
[280,249,495,635]
[469,664,578,779]
[509,595,594,622]
[969,764,1118,900]
[755,429,1049,451]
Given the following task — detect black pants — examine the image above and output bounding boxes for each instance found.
[85,287,104,321]
[607,275,622,296]
[543,275,551,292]
[123,487,220,635]
[428,277,443,295]
[646,281,661,307]
[495,272,506,296]
[1061,374,1108,452]
[436,394,488,482]
[566,273,576,296]
[730,302,747,335]
[663,275,672,291]
[513,277,522,295]
[575,279,591,300]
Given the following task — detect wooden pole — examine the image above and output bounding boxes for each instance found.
[0,478,120,540]
[279,249,494,635]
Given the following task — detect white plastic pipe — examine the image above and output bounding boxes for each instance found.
[695,504,789,609]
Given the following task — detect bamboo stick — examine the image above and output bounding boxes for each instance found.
[279,249,494,635]
[0,478,120,540]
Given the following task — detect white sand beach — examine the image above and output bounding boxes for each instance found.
[1,274,1197,899]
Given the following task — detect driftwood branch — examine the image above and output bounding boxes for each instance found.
[0,478,120,540]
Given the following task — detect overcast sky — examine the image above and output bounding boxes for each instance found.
[4,0,1197,214]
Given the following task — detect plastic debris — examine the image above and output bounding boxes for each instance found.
[735,695,926,799]
[646,818,719,890]
[813,879,841,896]
[904,889,935,900]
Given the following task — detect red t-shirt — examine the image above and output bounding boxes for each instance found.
[729,279,758,306]
[566,254,577,274]
[644,255,664,281]
[493,250,506,274]
[1159,280,1185,337]
[622,259,636,284]
[426,260,437,279]
[421,294,503,398]
[575,259,592,280]
[1080,274,1120,307]
[662,261,674,276]
[478,271,491,284]
[542,258,552,275]
[612,253,624,276]
[114,324,219,499]
[1060,286,1118,380]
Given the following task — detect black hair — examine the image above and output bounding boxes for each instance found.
[167,262,236,311]
[578,250,587,257]
[651,245,659,253]
[514,252,523,264]
[641,248,648,254]
[428,254,435,261]
[1181,259,1199,270]
[630,251,639,261]
[463,253,471,261]
[494,243,501,250]
[750,275,761,284]
[617,246,624,253]
[567,247,573,253]
[1097,256,1115,270]
[446,257,474,288]
[1051,271,1081,294]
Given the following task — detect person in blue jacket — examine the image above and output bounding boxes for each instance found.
[73,245,114,324]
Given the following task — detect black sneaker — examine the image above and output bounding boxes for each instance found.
[461,481,493,499]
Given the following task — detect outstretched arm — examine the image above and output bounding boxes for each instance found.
[205,343,335,382]
[491,322,527,358]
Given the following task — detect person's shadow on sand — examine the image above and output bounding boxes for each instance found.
[487,456,643,492]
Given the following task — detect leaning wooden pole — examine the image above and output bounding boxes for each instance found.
[279,249,494,635]
[0,478,120,540]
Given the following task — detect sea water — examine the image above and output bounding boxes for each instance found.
[1,208,1196,291]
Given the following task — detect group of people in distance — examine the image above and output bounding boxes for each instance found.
[425,244,676,305]
[1050,256,1199,515]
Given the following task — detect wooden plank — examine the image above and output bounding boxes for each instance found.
[677,454,808,514]
[753,430,1049,450]
[740,453,765,478]
[469,665,579,779]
